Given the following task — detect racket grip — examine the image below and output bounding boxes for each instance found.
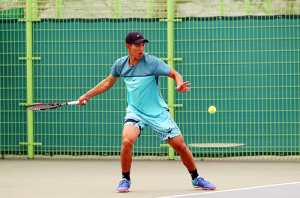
[68,100,87,105]
[68,101,80,105]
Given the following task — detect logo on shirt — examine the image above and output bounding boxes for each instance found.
[132,79,137,82]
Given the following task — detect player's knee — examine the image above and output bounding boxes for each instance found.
[175,144,189,154]
[122,138,134,150]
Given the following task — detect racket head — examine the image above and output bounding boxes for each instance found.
[26,103,61,111]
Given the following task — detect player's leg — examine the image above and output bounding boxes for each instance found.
[149,110,216,190]
[121,125,140,173]
[117,120,144,193]
[165,135,216,190]
[165,134,195,171]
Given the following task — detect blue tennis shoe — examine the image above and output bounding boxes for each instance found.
[117,179,131,193]
[192,176,216,190]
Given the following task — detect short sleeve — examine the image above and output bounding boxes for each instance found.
[153,58,171,76]
[111,59,121,77]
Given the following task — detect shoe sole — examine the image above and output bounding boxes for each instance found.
[117,190,129,193]
[193,186,216,190]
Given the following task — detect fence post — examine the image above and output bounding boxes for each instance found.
[147,0,153,18]
[167,0,175,160]
[115,0,120,18]
[56,0,62,18]
[245,0,250,15]
[267,0,271,15]
[220,0,225,16]
[25,0,34,159]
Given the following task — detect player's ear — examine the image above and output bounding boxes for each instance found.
[126,44,131,50]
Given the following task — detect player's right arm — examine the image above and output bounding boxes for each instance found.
[78,74,119,105]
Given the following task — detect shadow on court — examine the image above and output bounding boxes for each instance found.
[0,159,299,198]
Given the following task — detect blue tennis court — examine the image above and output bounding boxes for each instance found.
[159,182,300,198]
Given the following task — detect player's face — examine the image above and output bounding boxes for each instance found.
[127,42,145,59]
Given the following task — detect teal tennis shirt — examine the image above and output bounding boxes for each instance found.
[111,52,171,116]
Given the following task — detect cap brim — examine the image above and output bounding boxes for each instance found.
[131,39,149,45]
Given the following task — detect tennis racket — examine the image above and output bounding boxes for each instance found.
[26,100,87,111]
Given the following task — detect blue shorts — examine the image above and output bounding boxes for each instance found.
[124,110,181,141]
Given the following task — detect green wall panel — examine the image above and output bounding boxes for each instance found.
[175,16,300,156]
[1,15,299,158]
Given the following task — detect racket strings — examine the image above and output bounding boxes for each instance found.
[27,103,60,110]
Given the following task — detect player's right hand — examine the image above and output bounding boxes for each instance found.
[78,95,89,106]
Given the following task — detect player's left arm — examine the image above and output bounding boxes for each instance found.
[168,68,191,93]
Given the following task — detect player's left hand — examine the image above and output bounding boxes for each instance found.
[175,81,191,93]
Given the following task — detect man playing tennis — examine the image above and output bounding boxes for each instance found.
[78,31,216,192]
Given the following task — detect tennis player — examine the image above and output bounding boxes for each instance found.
[78,31,216,192]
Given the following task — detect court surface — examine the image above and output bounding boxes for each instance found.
[158,182,300,198]
[1,159,300,198]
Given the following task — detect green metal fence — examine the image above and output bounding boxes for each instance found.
[31,18,168,159]
[1,6,27,158]
[1,0,300,160]
[175,15,300,160]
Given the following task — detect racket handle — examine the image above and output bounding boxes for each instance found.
[68,101,79,105]
[68,100,87,105]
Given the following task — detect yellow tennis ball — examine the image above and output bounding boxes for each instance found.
[208,106,216,114]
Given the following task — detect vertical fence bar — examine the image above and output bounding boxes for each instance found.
[267,0,271,15]
[167,0,175,160]
[56,0,62,19]
[147,0,153,18]
[115,0,120,18]
[245,0,250,15]
[220,0,225,16]
[26,0,34,159]
[32,0,38,20]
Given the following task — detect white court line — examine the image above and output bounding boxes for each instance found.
[157,181,300,198]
